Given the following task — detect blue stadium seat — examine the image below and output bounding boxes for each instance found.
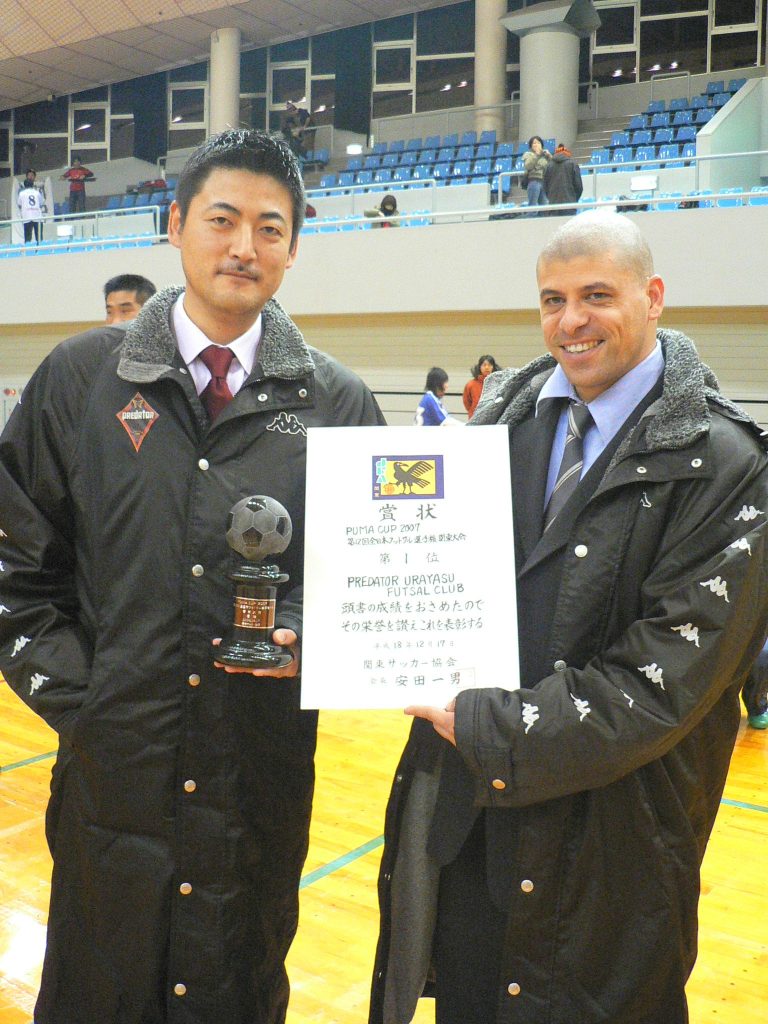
[589,148,611,166]
[450,160,471,178]
[337,171,355,188]
[628,114,647,130]
[631,129,652,146]
[728,77,747,93]
[460,131,477,147]
[716,187,743,207]
[319,173,337,189]
[388,140,405,152]
[610,131,630,148]
[711,92,730,108]
[345,157,363,171]
[612,146,634,167]
[646,99,665,114]
[748,186,768,206]
[669,97,689,112]
[393,167,413,183]
[374,168,393,184]
[371,142,387,154]
[418,148,437,164]
[495,142,515,158]
[635,145,658,167]
[471,158,492,179]
[120,194,136,208]
[687,189,714,208]
[105,195,121,210]
[695,108,715,125]
[308,148,329,167]
[690,95,709,109]
[399,150,417,165]
[493,155,513,174]
[423,134,440,149]
[478,129,497,146]
[653,127,674,145]
[658,144,683,167]
[682,142,696,160]
[355,170,374,186]
[363,155,380,169]
[655,192,682,211]
[382,152,399,167]
[706,80,725,94]
[442,133,459,147]
[437,147,456,163]
[672,110,693,126]
[406,137,422,151]
[676,125,697,143]
[650,112,671,128]
[456,144,474,160]
[475,143,494,160]
[432,163,452,181]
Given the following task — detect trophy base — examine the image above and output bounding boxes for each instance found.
[216,638,293,671]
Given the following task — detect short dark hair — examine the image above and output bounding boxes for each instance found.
[103,274,157,305]
[425,367,449,393]
[25,168,36,176]
[528,135,544,148]
[175,129,305,248]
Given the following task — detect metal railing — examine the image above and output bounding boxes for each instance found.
[0,205,162,253]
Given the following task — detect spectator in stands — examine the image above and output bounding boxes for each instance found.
[22,167,38,190]
[544,144,583,214]
[743,637,768,729]
[104,274,157,325]
[17,170,46,244]
[462,354,501,419]
[522,135,552,213]
[61,155,95,213]
[283,101,313,157]
[415,367,452,426]
[365,193,400,228]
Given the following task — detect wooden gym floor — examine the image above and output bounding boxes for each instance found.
[1,677,766,1024]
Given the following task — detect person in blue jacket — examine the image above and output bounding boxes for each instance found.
[415,367,451,426]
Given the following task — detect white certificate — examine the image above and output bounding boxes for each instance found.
[300,425,519,709]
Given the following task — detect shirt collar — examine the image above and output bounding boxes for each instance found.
[172,293,261,375]
[536,341,664,443]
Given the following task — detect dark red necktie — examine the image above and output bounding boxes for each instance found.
[199,345,234,421]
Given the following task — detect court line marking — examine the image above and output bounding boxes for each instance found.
[1,753,766,890]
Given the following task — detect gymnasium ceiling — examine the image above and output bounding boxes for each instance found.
[0,0,465,111]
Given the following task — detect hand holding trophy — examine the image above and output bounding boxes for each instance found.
[216,495,294,670]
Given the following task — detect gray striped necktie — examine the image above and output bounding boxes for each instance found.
[544,400,593,532]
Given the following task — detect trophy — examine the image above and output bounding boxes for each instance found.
[217,495,294,669]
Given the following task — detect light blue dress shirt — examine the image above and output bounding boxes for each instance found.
[537,342,665,505]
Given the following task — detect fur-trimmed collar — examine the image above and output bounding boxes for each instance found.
[117,285,315,383]
[472,329,750,458]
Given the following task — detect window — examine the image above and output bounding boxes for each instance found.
[169,62,207,83]
[110,119,134,159]
[310,79,335,125]
[416,58,474,112]
[595,5,636,47]
[15,97,68,134]
[0,127,8,162]
[72,108,106,145]
[375,47,412,86]
[371,90,413,119]
[374,15,413,42]
[639,16,707,78]
[714,0,757,25]
[416,2,473,55]
[167,128,206,151]
[72,86,108,102]
[239,96,266,130]
[271,39,308,62]
[241,49,267,92]
[591,49,637,86]
[170,88,205,125]
[641,0,705,13]
[14,136,67,174]
[311,33,336,75]
[710,29,759,68]
[271,66,308,105]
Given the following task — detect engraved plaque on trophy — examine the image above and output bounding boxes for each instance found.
[217,495,294,669]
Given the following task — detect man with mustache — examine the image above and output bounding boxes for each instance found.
[370,212,768,1024]
[0,129,384,1024]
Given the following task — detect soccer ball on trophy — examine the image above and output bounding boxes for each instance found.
[226,494,293,562]
[217,495,294,670]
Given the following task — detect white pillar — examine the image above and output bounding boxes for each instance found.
[209,27,241,135]
[474,0,508,137]
[519,27,580,148]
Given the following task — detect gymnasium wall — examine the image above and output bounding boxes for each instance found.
[1,207,766,426]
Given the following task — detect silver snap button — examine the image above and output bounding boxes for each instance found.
[507,982,521,996]
[179,882,192,895]
[636,465,647,474]
[298,388,308,398]
[494,395,503,403]
[521,879,534,893]
[691,458,702,468]
[198,458,209,471]
[574,544,588,558]
[188,673,200,686]
[554,659,566,672]
[258,393,268,402]
[184,779,197,792]
[174,983,187,996]
[191,564,204,577]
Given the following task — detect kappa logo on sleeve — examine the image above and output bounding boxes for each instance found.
[116,393,160,452]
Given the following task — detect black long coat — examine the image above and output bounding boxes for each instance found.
[370,331,768,1024]
[0,287,384,1024]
